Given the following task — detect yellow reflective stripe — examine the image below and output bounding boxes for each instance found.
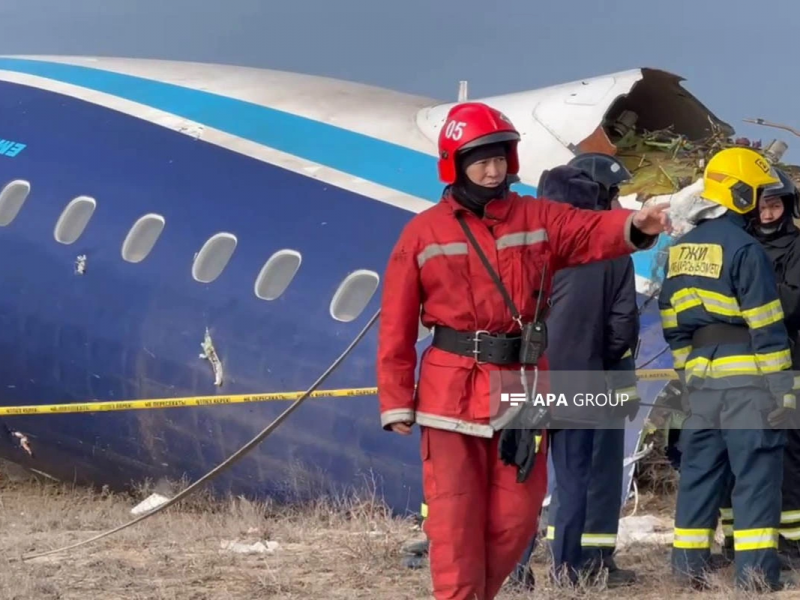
[622,348,632,359]
[687,351,792,379]
[535,435,542,453]
[794,375,800,391]
[581,533,616,548]
[686,355,761,378]
[755,349,792,373]
[672,346,691,369]
[733,528,778,551]
[720,508,733,519]
[546,525,554,541]
[673,528,713,549]
[420,503,428,518]
[671,288,741,318]
[784,394,796,409]
[670,289,702,313]
[660,308,678,329]
[782,511,800,525]
[781,527,800,541]
[742,299,784,329]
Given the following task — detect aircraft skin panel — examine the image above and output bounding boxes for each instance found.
[0,79,427,513]
[0,56,670,298]
[0,60,675,515]
[0,55,441,155]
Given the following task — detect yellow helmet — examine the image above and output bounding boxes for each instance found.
[701,147,782,214]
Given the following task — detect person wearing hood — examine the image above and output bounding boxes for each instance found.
[712,168,800,570]
[509,153,641,589]
[659,147,796,592]
[376,102,670,600]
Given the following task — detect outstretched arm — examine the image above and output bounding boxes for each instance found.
[537,199,668,271]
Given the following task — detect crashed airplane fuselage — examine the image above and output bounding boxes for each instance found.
[0,56,787,514]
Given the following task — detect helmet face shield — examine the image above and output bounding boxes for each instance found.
[732,178,783,214]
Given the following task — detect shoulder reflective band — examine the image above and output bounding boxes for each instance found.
[0,369,678,417]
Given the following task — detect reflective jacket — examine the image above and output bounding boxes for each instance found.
[377,189,653,438]
[657,211,794,397]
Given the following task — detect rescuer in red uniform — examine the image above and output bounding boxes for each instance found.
[376,102,669,600]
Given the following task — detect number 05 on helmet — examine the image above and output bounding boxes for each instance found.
[437,103,521,184]
[701,147,783,214]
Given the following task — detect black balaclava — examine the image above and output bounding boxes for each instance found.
[450,142,510,215]
[754,194,798,243]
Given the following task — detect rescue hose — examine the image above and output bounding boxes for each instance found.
[17,307,382,562]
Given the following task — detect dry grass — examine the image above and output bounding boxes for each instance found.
[0,454,796,600]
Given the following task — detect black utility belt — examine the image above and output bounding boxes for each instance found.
[431,324,547,366]
[692,323,750,348]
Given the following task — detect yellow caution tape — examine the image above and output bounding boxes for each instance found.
[635,368,678,381]
[0,368,678,417]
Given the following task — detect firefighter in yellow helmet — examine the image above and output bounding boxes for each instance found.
[658,146,796,591]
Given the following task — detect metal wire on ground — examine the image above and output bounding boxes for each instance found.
[17,308,382,562]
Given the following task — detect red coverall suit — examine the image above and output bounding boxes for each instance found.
[377,102,654,600]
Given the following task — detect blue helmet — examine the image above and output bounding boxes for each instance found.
[567,153,632,208]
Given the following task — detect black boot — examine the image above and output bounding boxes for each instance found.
[603,556,637,587]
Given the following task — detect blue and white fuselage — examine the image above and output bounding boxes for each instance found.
[0,56,731,514]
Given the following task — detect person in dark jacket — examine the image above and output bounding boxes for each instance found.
[713,168,800,570]
[510,153,642,588]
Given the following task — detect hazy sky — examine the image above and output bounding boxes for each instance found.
[2,0,799,160]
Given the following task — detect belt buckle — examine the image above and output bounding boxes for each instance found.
[472,330,489,364]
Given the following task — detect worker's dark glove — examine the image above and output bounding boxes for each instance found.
[768,393,797,428]
[619,397,641,423]
[498,427,542,483]
[610,388,640,423]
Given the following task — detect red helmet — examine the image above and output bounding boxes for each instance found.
[437,102,521,184]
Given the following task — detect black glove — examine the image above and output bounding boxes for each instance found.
[498,427,542,483]
[620,398,641,422]
[498,403,550,482]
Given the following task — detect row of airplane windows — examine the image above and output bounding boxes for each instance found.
[0,179,393,325]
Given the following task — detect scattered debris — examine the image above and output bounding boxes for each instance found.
[615,124,800,200]
[616,515,672,549]
[199,328,223,386]
[131,492,170,516]
[74,254,87,275]
[219,539,279,554]
[11,431,32,457]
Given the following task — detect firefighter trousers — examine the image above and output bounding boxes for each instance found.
[420,425,548,600]
[672,387,785,589]
[547,427,595,582]
[719,425,800,553]
[545,423,625,574]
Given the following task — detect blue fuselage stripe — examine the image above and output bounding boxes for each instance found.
[0,58,541,201]
[0,58,670,283]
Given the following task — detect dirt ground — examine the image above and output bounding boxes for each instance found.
[0,457,795,600]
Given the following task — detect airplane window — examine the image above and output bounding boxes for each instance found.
[54,196,96,244]
[329,269,380,322]
[254,249,302,301]
[192,232,237,283]
[121,213,166,263]
[0,180,31,226]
